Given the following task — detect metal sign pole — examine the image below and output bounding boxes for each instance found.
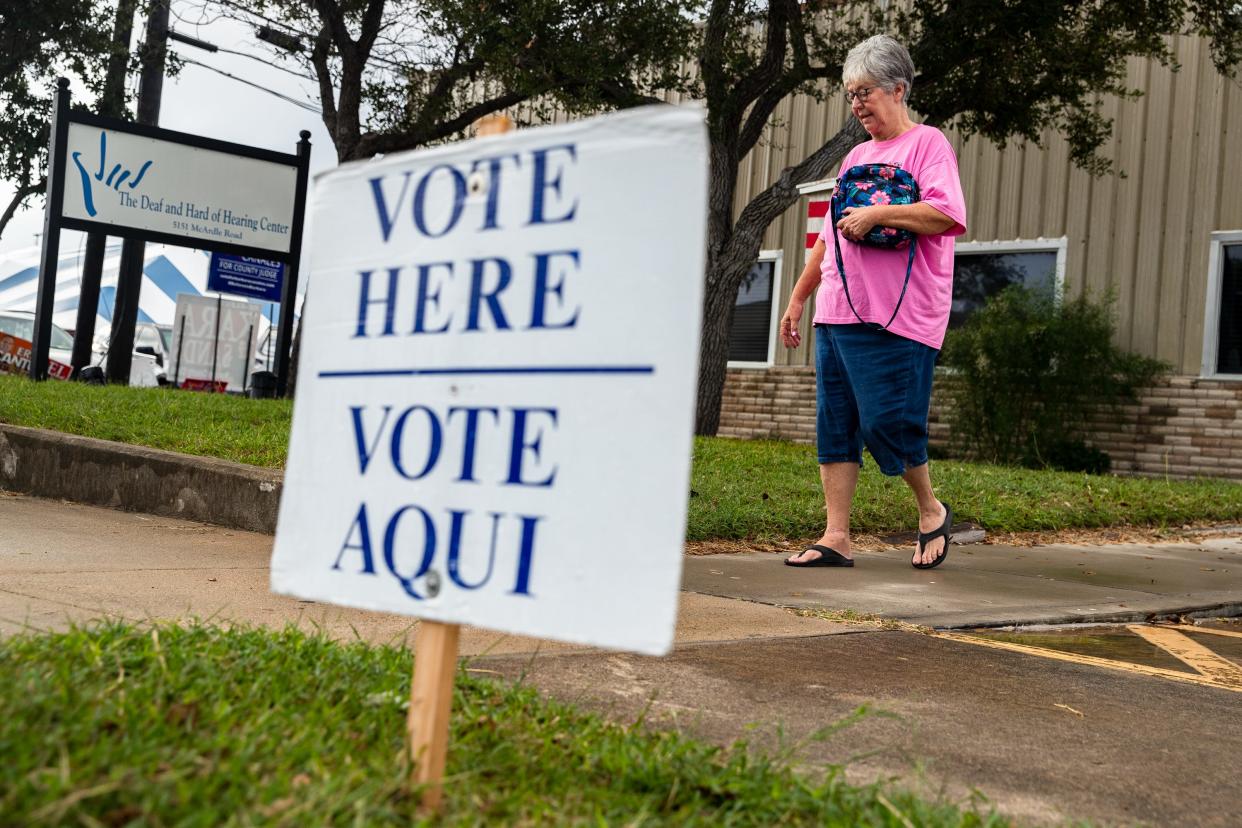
[30,79,71,382]
[172,313,185,386]
[275,130,312,397]
[209,295,222,391]
[242,323,253,393]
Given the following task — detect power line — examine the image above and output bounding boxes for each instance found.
[207,0,424,72]
[203,43,319,82]
[178,56,322,114]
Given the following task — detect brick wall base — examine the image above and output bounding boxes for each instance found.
[718,368,1242,481]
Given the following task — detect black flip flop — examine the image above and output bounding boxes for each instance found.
[913,501,952,570]
[785,544,855,568]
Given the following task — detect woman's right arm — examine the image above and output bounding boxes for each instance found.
[779,239,825,348]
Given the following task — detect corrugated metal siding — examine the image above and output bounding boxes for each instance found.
[746,35,1241,374]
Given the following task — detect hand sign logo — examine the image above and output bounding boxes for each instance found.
[71,131,154,217]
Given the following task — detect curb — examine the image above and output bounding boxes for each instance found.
[0,424,281,533]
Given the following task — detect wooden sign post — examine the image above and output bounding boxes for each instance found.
[407,621,461,812]
[404,113,515,814]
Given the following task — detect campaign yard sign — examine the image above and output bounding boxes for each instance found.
[0,335,71,380]
[169,294,261,391]
[207,254,285,302]
[271,106,708,656]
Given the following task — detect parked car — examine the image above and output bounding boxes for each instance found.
[133,322,174,375]
[0,310,160,386]
[0,310,75,378]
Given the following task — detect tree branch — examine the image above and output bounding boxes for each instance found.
[311,0,365,158]
[728,0,792,114]
[310,24,338,139]
[700,0,734,108]
[0,178,40,243]
[311,0,354,61]
[357,90,530,156]
[356,0,387,55]
[403,42,484,142]
[724,116,867,264]
[737,61,839,157]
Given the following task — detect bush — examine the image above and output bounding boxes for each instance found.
[940,286,1167,470]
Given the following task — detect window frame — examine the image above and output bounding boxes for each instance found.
[727,248,784,370]
[1200,230,1242,380]
[952,236,1069,309]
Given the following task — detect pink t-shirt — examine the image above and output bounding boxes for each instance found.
[815,124,967,350]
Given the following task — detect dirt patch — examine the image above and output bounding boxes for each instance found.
[685,523,1242,556]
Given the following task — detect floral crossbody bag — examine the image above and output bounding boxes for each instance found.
[829,163,921,330]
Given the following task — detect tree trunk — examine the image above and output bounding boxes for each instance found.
[695,118,866,436]
[695,249,754,434]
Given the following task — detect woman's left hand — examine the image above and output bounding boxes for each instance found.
[836,206,879,242]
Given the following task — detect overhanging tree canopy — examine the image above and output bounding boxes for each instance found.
[0,0,115,240]
[688,0,1242,435]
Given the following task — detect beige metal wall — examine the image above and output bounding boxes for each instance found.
[750,35,1242,374]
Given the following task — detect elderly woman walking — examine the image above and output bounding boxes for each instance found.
[781,35,967,570]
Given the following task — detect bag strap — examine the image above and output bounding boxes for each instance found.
[830,218,916,331]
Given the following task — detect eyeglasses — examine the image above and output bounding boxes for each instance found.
[844,86,878,103]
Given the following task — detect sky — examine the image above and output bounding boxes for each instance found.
[0,0,337,259]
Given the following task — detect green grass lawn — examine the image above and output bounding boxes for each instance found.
[3,374,1240,539]
[0,622,1004,827]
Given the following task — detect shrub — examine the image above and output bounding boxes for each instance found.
[939,286,1167,470]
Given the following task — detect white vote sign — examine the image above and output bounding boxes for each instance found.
[271,106,707,655]
[61,122,298,253]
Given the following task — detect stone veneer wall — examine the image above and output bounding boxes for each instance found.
[718,369,1242,481]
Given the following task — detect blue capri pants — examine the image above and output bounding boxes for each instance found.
[814,323,939,476]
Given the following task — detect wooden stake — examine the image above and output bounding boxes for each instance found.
[407,620,461,813]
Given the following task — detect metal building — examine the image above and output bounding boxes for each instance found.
[718,34,1242,479]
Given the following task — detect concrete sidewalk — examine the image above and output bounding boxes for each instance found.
[685,540,1242,627]
[4,492,1241,641]
[6,491,1241,641]
[0,493,848,651]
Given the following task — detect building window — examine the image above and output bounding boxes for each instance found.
[727,251,782,367]
[1203,231,1242,378]
[951,238,1067,329]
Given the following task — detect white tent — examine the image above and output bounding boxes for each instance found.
[0,241,289,337]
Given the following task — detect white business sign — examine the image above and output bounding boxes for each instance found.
[61,122,298,254]
[169,294,262,391]
[270,106,707,655]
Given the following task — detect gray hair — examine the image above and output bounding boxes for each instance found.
[842,35,915,105]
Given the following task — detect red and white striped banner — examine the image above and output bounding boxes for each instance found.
[805,198,830,260]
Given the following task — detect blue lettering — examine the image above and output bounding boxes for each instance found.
[447,406,500,482]
[332,503,376,574]
[390,406,442,480]
[466,258,513,331]
[414,164,467,237]
[529,144,578,225]
[510,514,542,596]
[383,505,437,600]
[529,250,581,330]
[354,269,400,338]
[470,154,521,230]
[446,510,500,590]
[368,172,412,242]
[349,405,393,474]
[412,261,454,334]
[506,408,558,487]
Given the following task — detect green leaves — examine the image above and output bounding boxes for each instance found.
[940,286,1169,470]
[0,0,116,238]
